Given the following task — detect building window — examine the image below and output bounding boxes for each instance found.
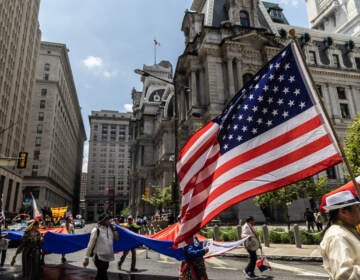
[340,103,350,119]
[38,112,44,121]
[326,166,336,179]
[40,100,46,108]
[35,137,41,146]
[355,57,360,70]
[44,73,49,80]
[44,63,50,71]
[337,87,346,100]
[41,88,47,96]
[316,85,323,98]
[309,51,317,65]
[37,124,43,133]
[33,151,40,160]
[333,54,340,68]
[240,11,250,27]
[32,171,38,176]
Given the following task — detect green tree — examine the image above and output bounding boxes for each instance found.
[142,185,173,212]
[253,177,328,229]
[344,114,360,178]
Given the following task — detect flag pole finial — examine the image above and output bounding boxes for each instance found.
[289,29,296,40]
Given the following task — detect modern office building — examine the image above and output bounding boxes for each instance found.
[130,61,175,217]
[86,110,132,221]
[306,0,360,36]
[173,0,360,222]
[23,42,86,214]
[0,0,41,213]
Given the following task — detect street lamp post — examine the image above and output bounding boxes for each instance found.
[134,69,180,221]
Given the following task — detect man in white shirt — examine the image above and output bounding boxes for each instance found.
[83,213,119,280]
[320,190,360,280]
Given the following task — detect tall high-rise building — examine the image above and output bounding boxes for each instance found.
[23,42,86,214]
[306,0,360,36]
[86,110,132,221]
[0,0,41,213]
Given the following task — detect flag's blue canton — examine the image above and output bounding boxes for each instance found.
[213,45,314,154]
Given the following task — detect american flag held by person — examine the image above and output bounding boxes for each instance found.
[175,42,343,247]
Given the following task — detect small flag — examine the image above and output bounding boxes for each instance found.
[154,39,160,46]
[174,42,342,247]
[31,193,42,221]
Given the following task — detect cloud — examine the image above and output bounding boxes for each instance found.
[82,142,89,172]
[124,103,133,112]
[82,55,117,78]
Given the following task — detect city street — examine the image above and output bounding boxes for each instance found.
[0,225,330,280]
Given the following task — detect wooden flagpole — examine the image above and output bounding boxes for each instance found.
[288,29,360,197]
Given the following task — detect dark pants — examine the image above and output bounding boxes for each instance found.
[245,249,257,275]
[119,248,136,270]
[94,255,109,280]
[1,249,6,266]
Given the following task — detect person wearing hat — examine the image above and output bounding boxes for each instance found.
[242,216,262,279]
[320,190,360,280]
[10,220,44,279]
[83,213,119,280]
[117,215,141,272]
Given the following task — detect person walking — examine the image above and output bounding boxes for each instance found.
[304,208,315,232]
[0,231,8,267]
[83,213,119,280]
[242,216,261,279]
[61,215,75,263]
[180,235,209,280]
[118,215,141,272]
[10,220,44,279]
[320,190,360,280]
[314,209,324,231]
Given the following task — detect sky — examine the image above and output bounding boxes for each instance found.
[38,0,309,172]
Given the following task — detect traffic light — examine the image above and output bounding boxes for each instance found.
[17,152,28,168]
[144,187,150,199]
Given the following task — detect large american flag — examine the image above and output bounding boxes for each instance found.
[175,42,343,247]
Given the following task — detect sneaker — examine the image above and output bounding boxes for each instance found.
[243,269,251,279]
[249,274,258,278]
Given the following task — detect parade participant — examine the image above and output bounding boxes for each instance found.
[320,190,360,280]
[180,235,209,280]
[314,209,324,231]
[83,213,118,280]
[61,215,75,263]
[0,230,8,267]
[118,215,141,272]
[10,220,44,279]
[242,216,261,279]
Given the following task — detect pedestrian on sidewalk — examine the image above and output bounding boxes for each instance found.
[179,235,209,280]
[118,215,141,272]
[242,216,261,279]
[10,220,44,279]
[83,213,119,280]
[320,190,360,280]
[314,209,324,231]
[61,215,75,263]
[304,208,315,232]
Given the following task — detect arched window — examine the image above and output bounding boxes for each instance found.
[44,63,50,71]
[240,11,250,27]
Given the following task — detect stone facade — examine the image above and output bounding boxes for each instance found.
[306,0,360,36]
[173,0,360,222]
[86,110,132,221]
[23,42,86,214]
[130,61,175,218]
[0,0,41,213]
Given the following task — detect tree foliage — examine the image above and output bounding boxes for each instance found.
[142,185,173,210]
[344,114,360,178]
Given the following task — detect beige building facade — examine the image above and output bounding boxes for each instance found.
[130,61,175,218]
[0,0,41,213]
[86,110,132,221]
[23,42,86,214]
[173,0,360,222]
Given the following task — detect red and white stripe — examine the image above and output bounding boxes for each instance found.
[175,106,342,247]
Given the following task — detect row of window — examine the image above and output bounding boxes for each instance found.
[308,50,360,70]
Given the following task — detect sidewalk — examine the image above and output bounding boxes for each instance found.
[223,243,322,262]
